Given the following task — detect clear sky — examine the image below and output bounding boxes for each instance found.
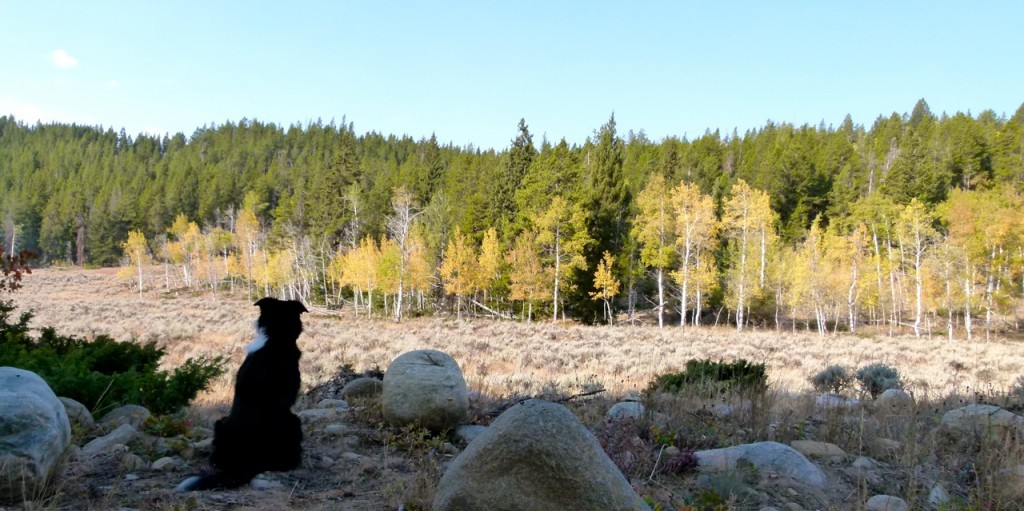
[1,1,1021,151]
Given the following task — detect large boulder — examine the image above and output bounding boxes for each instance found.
[696,441,827,490]
[941,404,1024,440]
[383,350,468,432]
[433,399,651,511]
[0,367,72,504]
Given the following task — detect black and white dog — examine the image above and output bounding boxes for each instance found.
[178,297,308,491]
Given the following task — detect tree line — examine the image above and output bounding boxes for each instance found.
[1,99,1023,336]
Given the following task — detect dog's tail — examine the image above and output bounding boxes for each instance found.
[176,470,257,491]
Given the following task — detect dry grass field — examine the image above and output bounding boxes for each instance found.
[8,266,1024,510]
[14,267,1024,405]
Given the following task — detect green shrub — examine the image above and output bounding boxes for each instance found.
[809,364,854,394]
[855,362,902,399]
[648,358,767,397]
[0,300,226,416]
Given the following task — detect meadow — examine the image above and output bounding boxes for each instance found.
[15,267,1024,407]
[9,266,1024,510]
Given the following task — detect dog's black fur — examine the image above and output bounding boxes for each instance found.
[177,297,308,491]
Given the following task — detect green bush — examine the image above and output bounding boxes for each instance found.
[809,364,854,394]
[855,362,902,399]
[648,358,767,397]
[0,300,226,416]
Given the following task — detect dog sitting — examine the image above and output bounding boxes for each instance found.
[178,297,308,491]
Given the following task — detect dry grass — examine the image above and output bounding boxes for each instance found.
[16,267,1024,405]
[8,266,1024,510]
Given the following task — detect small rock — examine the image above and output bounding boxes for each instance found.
[99,405,151,430]
[928,483,950,508]
[664,445,681,457]
[59,397,95,432]
[790,440,846,459]
[340,452,365,462]
[607,401,645,421]
[866,495,909,511]
[339,378,383,399]
[123,474,139,482]
[319,455,335,468]
[876,388,913,407]
[151,456,178,471]
[297,407,348,423]
[193,438,213,451]
[871,438,901,454]
[316,399,350,409]
[815,393,861,410]
[760,508,781,511]
[120,453,148,471]
[323,423,348,436]
[784,504,803,511]
[250,477,285,490]
[81,424,137,456]
[442,442,459,455]
[455,424,488,444]
[852,456,877,470]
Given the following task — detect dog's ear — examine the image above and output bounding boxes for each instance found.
[254,297,275,308]
[292,301,309,315]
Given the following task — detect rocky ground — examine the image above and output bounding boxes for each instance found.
[17,373,1024,511]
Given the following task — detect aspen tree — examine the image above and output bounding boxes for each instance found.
[632,174,675,328]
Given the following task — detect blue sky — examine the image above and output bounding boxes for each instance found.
[1,1,1021,150]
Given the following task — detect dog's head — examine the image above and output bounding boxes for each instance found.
[254,297,308,341]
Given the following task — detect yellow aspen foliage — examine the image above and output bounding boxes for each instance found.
[439,226,477,317]
[120,229,150,294]
[506,230,550,321]
[590,251,620,324]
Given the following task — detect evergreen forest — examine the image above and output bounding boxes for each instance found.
[2,99,1023,337]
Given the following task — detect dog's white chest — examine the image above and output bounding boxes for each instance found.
[246,327,269,353]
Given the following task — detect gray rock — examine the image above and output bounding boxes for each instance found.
[696,441,827,490]
[0,367,72,504]
[151,456,178,471]
[250,477,285,490]
[941,404,1024,440]
[99,405,151,430]
[996,464,1024,501]
[607,401,644,421]
[814,393,861,410]
[383,350,468,432]
[58,397,95,432]
[876,388,914,407]
[852,456,877,470]
[339,377,383,399]
[82,424,137,456]
[297,407,348,423]
[433,399,651,511]
[455,424,489,444]
[790,440,845,459]
[323,423,348,436]
[866,495,908,511]
[316,398,350,409]
[928,483,950,509]
[120,453,148,471]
